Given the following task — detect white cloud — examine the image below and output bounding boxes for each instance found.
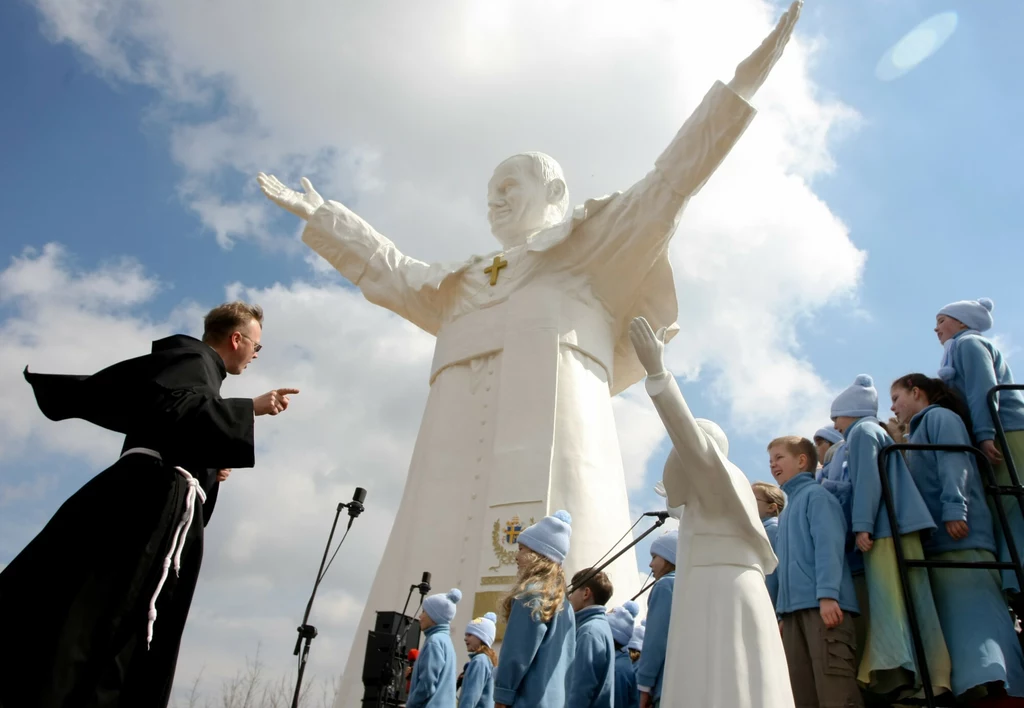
[15,0,869,699]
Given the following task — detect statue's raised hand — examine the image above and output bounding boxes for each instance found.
[654,481,683,520]
[629,316,667,376]
[257,173,325,221]
[729,0,802,102]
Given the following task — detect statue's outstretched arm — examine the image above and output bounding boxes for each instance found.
[727,0,802,102]
[257,173,445,334]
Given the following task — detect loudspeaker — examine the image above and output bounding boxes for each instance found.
[374,611,408,635]
[371,611,421,657]
[362,631,398,685]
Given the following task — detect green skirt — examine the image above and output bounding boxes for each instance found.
[857,534,952,698]
[990,430,1024,593]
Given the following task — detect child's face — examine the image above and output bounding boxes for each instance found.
[890,384,927,424]
[752,485,778,519]
[768,445,804,485]
[649,554,673,579]
[935,314,967,344]
[515,545,535,574]
[813,438,832,465]
[568,586,593,612]
[465,634,483,653]
[831,416,856,435]
[419,611,435,630]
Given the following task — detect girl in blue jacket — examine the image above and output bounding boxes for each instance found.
[935,297,1024,593]
[635,530,677,708]
[891,373,1024,700]
[459,612,497,708]
[831,374,951,698]
[752,481,784,609]
[494,510,575,708]
[408,588,462,708]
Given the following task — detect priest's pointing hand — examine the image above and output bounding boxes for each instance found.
[253,388,300,416]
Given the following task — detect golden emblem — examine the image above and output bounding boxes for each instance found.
[490,515,534,572]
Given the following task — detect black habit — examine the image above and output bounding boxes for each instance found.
[0,334,255,708]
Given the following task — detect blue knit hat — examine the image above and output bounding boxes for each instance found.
[650,529,678,565]
[813,426,843,445]
[465,612,497,647]
[938,298,994,333]
[517,510,572,564]
[628,618,646,651]
[607,601,640,646]
[830,374,878,419]
[423,588,462,624]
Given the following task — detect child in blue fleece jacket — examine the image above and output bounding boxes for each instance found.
[407,588,462,708]
[566,568,615,708]
[494,511,575,708]
[608,601,641,708]
[635,530,677,708]
[459,612,497,708]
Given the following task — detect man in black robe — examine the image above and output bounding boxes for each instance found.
[0,301,299,708]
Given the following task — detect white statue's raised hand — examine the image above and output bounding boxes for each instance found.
[629,316,667,376]
[256,173,325,221]
[729,0,802,102]
[654,481,683,520]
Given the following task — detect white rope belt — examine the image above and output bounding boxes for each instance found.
[119,447,207,649]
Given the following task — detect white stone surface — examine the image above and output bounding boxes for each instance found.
[255,5,801,704]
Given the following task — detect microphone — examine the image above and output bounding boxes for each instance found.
[642,510,670,519]
[417,571,432,597]
[346,487,367,519]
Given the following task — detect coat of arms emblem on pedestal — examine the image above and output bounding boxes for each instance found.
[490,515,534,572]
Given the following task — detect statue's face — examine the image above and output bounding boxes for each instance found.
[487,155,560,246]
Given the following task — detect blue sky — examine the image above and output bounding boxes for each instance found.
[1,0,1022,699]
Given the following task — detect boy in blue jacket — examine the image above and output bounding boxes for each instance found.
[607,601,641,708]
[407,588,462,708]
[566,568,616,708]
[636,530,677,708]
[770,435,863,708]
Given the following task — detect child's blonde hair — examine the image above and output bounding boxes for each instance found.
[752,481,785,517]
[500,548,566,624]
[767,436,818,472]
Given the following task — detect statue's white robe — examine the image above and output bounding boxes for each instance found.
[646,372,794,708]
[304,80,757,707]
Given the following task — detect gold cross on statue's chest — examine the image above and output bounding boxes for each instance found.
[484,255,508,286]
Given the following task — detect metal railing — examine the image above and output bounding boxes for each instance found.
[877,383,1024,707]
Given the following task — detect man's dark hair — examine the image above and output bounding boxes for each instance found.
[202,301,264,344]
[570,568,614,607]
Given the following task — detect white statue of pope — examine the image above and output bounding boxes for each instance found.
[258,3,801,703]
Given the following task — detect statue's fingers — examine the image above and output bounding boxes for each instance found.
[300,177,315,193]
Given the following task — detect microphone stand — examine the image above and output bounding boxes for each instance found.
[291,492,365,708]
[567,513,669,596]
[631,578,656,601]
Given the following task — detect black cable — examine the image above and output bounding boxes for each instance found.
[587,515,644,571]
[318,517,354,585]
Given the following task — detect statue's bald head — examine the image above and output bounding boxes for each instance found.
[487,152,570,246]
[696,418,730,458]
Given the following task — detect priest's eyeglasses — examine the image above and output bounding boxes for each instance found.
[239,332,263,353]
